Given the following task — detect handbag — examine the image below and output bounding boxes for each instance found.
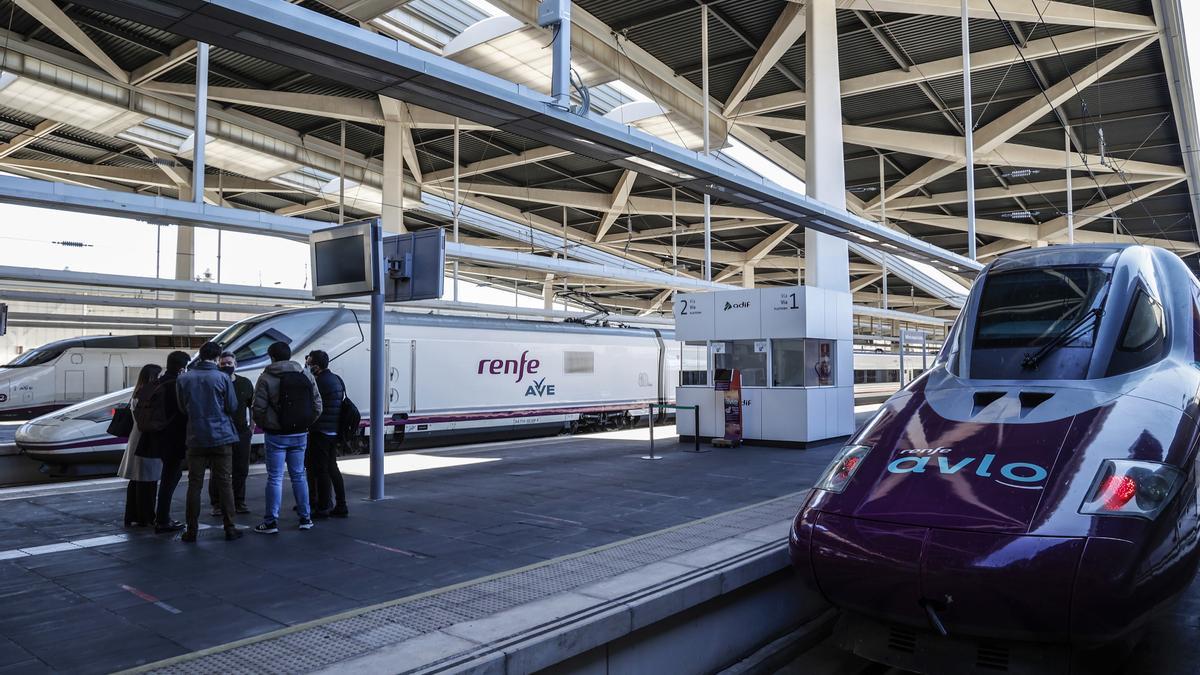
[106,406,135,437]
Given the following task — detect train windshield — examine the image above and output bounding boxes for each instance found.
[215,311,337,365]
[970,266,1110,379]
[2,344,66,368]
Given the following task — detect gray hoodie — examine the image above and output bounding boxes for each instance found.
[252,360,323,435]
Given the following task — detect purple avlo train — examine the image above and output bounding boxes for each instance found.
[791,245,1200,673]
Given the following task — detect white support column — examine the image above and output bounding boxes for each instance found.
[1065,128,1074,245]
[742,265,755,288]
[382,121,406,234]
[174,225,195,335]
[192,43,209,206]
[803,0,849,293]
[962,0,976,260]
[702,5,712,282]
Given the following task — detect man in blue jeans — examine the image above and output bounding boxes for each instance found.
[251,341,322,533]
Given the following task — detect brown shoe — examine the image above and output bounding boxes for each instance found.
[181,530,197,543]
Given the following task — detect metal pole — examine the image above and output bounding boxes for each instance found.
[880,154,889,309]
[899,330,906,387]
[368,221,386,500]
[453,117,460,301]
[339,121,346,225]
[694,406,700,453]
[1066,129,1074,245]
[641,402,662,460]
[701,4,712,282]
[398,122,406,233]
[192,43,209,205]
[961,0,976,260]
[549,0,572,109]
[671,187,678,276]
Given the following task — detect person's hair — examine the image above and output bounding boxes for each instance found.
[136,363,162,389]
[198,342,221,361]
[307,350,329,370]
[166,351,190,374]
[267,341,291,363]
[219,351,236,364]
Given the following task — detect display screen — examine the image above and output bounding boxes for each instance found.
[314,235,367,288]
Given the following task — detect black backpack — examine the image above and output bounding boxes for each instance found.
[335,375,361,442]
[273,371,315,434]
[133,379,176,433]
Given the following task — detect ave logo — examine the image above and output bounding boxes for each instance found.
[525,378,556,397]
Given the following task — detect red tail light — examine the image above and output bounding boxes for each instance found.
[1099,475,1137,511]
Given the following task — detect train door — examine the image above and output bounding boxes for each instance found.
[105,355,126,393]
[64,369,84,402]
[385,339,413,415]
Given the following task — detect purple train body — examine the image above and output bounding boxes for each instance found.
[791,245,1200,673]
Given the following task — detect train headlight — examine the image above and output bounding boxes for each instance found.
[1080,460,1183,520]
[76,406,118,423]
[814,444,871,494]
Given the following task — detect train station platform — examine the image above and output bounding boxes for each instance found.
[0,425,844,674]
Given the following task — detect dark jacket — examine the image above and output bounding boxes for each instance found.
[311,369,345,435]
[231,375,254,434]
[252,360,322,434]
[176,361,239,448]
[138,371,187,461]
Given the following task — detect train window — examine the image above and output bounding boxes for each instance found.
[713,340,766,387]
[1107,289,1166,377]
[564,351,594,374]
[226,311,336,365]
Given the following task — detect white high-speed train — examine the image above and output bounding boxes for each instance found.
[0,334,209,420]
[16,308,681,468]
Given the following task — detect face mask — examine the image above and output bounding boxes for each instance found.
[219,366,236,376]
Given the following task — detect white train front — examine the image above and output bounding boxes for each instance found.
[16,307,681,467]
[0,335,208,420]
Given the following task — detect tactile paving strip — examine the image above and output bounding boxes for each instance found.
[143,491,808,675]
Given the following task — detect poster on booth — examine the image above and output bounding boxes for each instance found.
[714,369,742,445]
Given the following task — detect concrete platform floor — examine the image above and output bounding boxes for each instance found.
[0,426,841,674]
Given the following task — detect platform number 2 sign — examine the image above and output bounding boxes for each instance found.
[677,298,699,316]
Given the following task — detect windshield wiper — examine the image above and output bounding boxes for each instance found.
[1021,281,1110,370]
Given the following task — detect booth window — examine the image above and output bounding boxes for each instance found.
[713,340,767,386]
[1107,289,1166,376]
[680,342,708,386]
[771,339,837,387]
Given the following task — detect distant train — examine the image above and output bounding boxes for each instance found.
[0,334,208,420]
[16,308,681,467]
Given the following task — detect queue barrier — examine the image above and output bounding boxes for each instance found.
[642,403,701,460]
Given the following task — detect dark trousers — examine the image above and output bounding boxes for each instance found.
[186,445,235,533]
[209,428,251,509]
[155,456,183,527]
[124,480,157,526]
[306,432,346,512]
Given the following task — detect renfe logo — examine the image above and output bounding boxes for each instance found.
[887,447,1049,490]
[478,350,540,383]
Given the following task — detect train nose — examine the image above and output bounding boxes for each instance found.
[799,511,1086,642]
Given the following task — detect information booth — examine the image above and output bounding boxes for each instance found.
[673,286,854,445]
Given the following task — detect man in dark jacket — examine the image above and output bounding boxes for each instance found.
[209,351,254,516]
[176,341,242,542]
[252,341,321,534]
[305,350,349,518]
[150,351,190,534]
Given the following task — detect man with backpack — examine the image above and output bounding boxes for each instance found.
[304,350,351,518]
[252,341,322,533]
[176,342,243,542]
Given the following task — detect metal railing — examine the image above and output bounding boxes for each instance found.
[643,403,701,460]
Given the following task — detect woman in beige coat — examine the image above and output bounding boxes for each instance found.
[118,363,163,527]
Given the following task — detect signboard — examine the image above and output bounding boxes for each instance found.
[310,221,377,300]
[383,228,445,303]
[0,302,6,336]
[714,368,742,445]
[713,289,759,340]
[673,291,715,340]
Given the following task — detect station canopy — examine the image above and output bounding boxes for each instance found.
[0,0,1195,320]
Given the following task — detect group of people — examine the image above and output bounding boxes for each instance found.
[117,340,351,542]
